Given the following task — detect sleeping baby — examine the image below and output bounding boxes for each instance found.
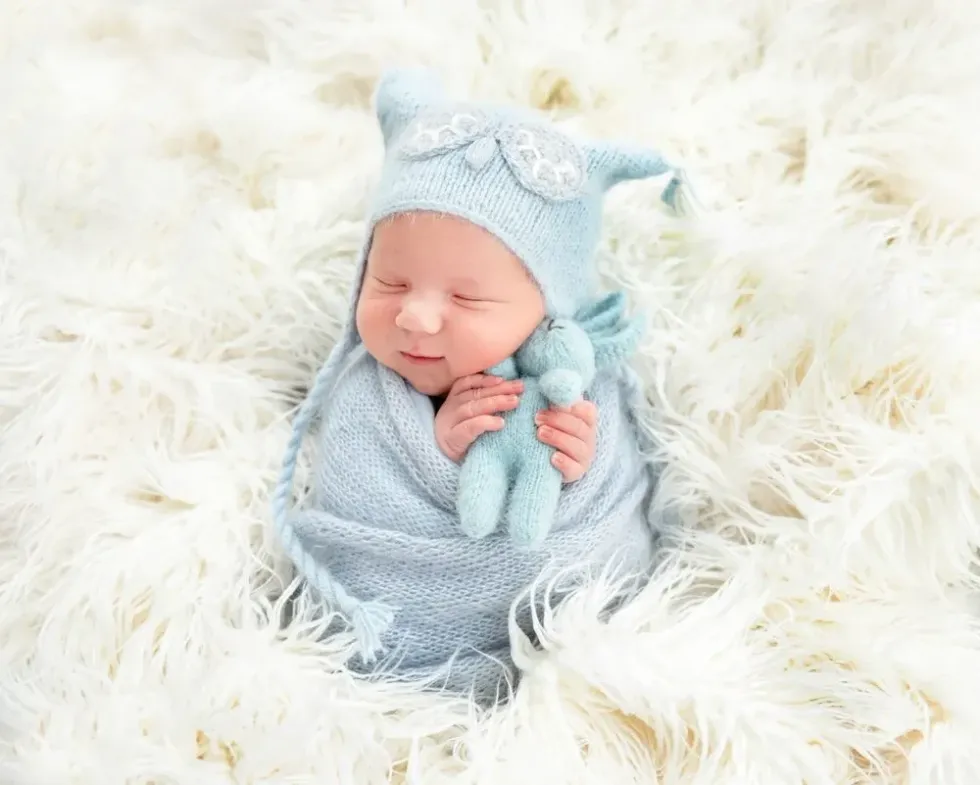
[271,67,685,701]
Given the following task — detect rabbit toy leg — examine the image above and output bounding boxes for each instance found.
[457,437,510,540]
[505,455,563,549]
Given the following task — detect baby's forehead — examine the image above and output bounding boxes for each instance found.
[371,212,531,281]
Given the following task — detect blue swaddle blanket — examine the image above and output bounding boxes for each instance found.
[289,340,656,696]
[271,67,689,699]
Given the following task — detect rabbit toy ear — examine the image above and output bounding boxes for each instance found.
[374,67,447,148]
[576,291,627,338]
[576,292,645,370]
[591,315,644,369]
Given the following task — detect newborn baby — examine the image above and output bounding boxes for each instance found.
[272,67,685,701]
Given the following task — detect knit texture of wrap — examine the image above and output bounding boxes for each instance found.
[270,67,690,701]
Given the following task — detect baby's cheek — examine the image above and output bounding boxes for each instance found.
[452,316,532,375]
[356,299,394,349]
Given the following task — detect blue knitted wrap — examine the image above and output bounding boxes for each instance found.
[270,68,687,699]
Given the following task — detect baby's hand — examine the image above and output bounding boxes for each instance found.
[535,401,598,483]
[435,374,523,462]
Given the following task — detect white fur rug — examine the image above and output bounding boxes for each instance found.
[3,0,980,782]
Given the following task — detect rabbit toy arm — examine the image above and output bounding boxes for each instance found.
[539,369,586,406]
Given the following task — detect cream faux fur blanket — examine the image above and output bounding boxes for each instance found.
[3,0,980,782]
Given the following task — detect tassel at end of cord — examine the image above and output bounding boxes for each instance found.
[660,167,700,217]
[348,599,396,664]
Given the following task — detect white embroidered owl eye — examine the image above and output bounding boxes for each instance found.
[497,126,587,201]
[399,106,492,158]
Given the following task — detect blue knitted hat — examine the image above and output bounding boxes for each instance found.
[368,68,687,318]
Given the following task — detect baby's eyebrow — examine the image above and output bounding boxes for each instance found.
[449,276,484,289]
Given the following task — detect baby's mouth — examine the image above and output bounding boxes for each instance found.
[401,352,443,365]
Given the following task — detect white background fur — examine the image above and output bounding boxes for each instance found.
[2,0,979,782]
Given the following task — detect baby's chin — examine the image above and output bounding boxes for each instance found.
[393,361,453,396]
[406,374,452,396]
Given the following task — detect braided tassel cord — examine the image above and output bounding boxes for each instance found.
[270,346,395,663]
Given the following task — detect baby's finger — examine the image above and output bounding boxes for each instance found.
[536,409,591,443]
[569,400,598,428]
[455,414,505,447]
[455,392,520,425]
[456,378,523,404]
[450,373,503,396]
[487,379,525,396]
[537,424,590,465]
[552,452,585,483]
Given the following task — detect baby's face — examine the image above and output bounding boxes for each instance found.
[355,211,545,396]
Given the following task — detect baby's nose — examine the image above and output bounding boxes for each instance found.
[395,297,442,335]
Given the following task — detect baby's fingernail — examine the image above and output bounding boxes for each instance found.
[534,413,543,424]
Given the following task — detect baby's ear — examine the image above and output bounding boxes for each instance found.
[374,67,446,148]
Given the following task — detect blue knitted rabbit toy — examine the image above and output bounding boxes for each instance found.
[457,291,643,548]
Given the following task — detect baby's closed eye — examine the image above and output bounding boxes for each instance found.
[372,276,406,291]
[452,292,498,308]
